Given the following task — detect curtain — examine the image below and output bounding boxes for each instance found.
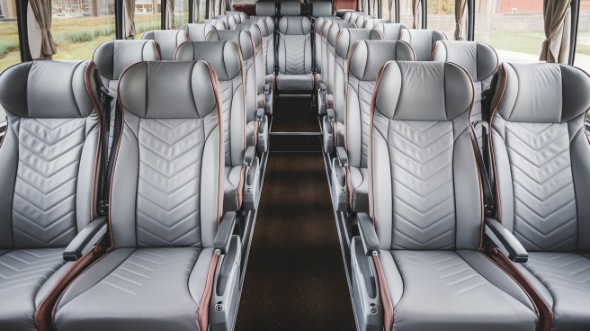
[412,0,421,29]
[125,0,136,39]
[29,0,57,59]
[388,0,396,22]
[166,0,175,29]
[194,0,200,22]
[454,0,467,40]
[540,0,571,63]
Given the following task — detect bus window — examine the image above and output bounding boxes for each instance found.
[134,0,162,38]
[195,0,207,22]
[0,0,20,74]
[46,0,116,61]
[576,1,590,72]
[475,0,544,63]
[427,0,455,38]
[170,0,189,28]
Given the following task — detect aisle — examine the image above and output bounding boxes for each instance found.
[234,152,355,331]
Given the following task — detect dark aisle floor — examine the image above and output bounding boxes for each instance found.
[271,96,319,132]
[235,152,355,331]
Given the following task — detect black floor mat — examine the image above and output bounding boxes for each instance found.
[271,96,319,132]
[235,152,355,331]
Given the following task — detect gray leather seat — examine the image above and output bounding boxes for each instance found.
[234,23,264,110]
[432,41,498,146]
[351,61,539,331]
[179,23,220,42]
[254,1,276,17]
[53,61,242,331]
[400,28,447,60]
[332,40,414,212]
[324,22,356,109]
[354,14,373,29]
[316,18,345,113]
[322,28,371,153]
[93,40,160,157]
[0,61,103,331]
[142,30,188,60]
[489,62,590,331]
[175,41,247,212]
[362,18,390,29]
[245,16,276,115]
[369,22,408,40]
[215,14,238,30]
[346,12,359,23]
[251,2,277,90]
[218,29,268,154]
[226,10,249,23]
[312,1,334,18]
[275,2,314,91]
[203,19,227,30]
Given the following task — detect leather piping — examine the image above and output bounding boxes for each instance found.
[198,253,220,331]
[374,254,393,331]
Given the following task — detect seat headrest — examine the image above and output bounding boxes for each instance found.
[335,29,372,60]
[226,11,249,23]
[218,30,255,60]
[119,61,219,119]
[142,30,188,60]
[374,61,473,121]
[492,63,590,123]
[354,14,373,27]
[431,41,497,82]
[256,1,276,16]
[216,15,237,29]
[400,29,447,60]
[363,18,390,29]
[341,11,354,21]
[315,17,342,33]
[204,19,227,30]
[244,18,269,37]
[93,40,159,81]
[328,22,355,46]
[349,40,415,81]
[0,61,99,118]
[312,2,333,17]
[179,23,220,42]
[280,1,301,16]
[234,23,262,47]
[348,12,359,23]
[370,23,408,41]
[278,16,312,35]
[175,41,242,81]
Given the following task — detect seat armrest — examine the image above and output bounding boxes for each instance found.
[485,217,528,263]
[326,108,335,121]
[63,217,108,261]
[336,146,348,167]
[214,212,237,254]
[256,108,265,120]
[243,146,256,166]
[358,213,379,256]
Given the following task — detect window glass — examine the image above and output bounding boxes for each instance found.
[399,0,414,27]
[427,0,455,38]
[475,0,544,63]
[0,0,20,74]
[575,1,590,73]
[172,0,189,28]
[381,0,390,20]
[197,0,207,22]
[50,0,116,60]
[135,0,162,38]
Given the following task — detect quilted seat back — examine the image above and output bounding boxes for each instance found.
[277,16,313,75]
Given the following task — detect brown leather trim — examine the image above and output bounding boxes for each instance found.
[373,254,393,331]
[198,253,219,331]
[35,245,104,331]
[368,60,393,221]
[206,62,225,225]
[487,249,553,331]
[84,62,103,222]
[230,40,248,210]
[429,40,439,61]
[488,63,509,222]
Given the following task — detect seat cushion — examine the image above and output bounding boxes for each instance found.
[224,165,244,212]
[0,249,69,331]
[517,252,590,330]
[54,247,213,331]
[348,166,369,212]
[379,250,538,331]
[276,74,314,91]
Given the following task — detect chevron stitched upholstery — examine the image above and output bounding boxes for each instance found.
[363,61,539,330]
[0,61,101,330]
[276,16,314,90]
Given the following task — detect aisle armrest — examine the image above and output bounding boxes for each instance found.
[358,213,379,256]
[213,212,237,255]
[485,217,528,263]
[64,217,108,261]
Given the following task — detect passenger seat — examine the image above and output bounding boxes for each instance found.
[227,10,249,23]
[351,61,539,331]
[369,22,408,40]
[331,40,414,212]
[0,61,108,331]
[400,28,447,60]
[53,61,242,331]
[142,30,188,60]
[179,23,220,42]
[488,62,590,331]
[276,1,315,91]
[362,18,389,29]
